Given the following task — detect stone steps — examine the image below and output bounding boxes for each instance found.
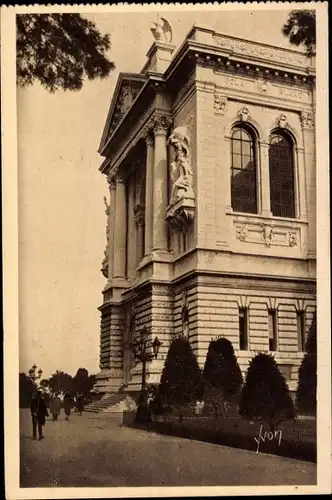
[84,394,128,413]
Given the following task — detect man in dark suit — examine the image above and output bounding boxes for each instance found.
[30,390,49,440]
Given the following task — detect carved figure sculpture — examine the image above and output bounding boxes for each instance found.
[101,196,110,278]
[150,15,173,43]
[167,127,194,203]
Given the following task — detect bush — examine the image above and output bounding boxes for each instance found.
[296,313,317,415]
[155,336,203,419]
[239,352,295,430]
[203,337,243,416]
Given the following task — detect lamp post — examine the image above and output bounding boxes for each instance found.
[28,364,43,389]
[130,327,162,423]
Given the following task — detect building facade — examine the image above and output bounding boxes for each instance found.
[94,23,316,396]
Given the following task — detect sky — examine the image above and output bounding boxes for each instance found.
[18,7,297,379]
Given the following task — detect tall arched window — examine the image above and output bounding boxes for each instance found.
[269,132,295,218]
[231,126,257,214]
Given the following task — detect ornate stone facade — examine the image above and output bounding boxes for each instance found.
[94,24,316,395]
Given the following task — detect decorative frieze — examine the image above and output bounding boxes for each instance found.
[212,34,309,68]
[235,220,301,249]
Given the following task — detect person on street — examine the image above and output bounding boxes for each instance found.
[77,394,84,416]
[49,393,62,421]
[30,390,49,440]
[63,393,73,421]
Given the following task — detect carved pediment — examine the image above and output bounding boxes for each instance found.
[99,73,147,152]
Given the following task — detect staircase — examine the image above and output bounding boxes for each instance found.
[84,393,128,414]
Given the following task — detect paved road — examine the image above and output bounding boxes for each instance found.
[20,409,316,487]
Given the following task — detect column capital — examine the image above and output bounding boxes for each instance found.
[142,127,154,146]
[134,203,145,227]
[107,173,116,188]
[115,174,126,184]
[151,115,172,136]
[300,110,315,131]
[259,137,270,147]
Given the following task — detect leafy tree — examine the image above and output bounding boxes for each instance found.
[48,370,73,395]
[296,313,317,415]
[19,372,35,408]
[239,353,295,430]
[203,337,243,416]
[157,336,203,421]
[282,10,316,56]
[72,368,95,397]
[17,14,115,92]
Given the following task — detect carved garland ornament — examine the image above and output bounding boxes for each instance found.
[289,231,298,247]
[236,225,247,242]
[261,224,273,247]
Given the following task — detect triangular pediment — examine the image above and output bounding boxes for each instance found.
[99,73,147,153]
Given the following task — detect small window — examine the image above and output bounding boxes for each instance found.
[231,127,257,214]
[239,308,248,350]
[268,310,278,351]
[297,311,306,351]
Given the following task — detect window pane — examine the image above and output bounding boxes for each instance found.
[232,154,242,170]
[269,132,295,218]
[232,139,241,155]
[231,127,257,214]
[239,308,248,350]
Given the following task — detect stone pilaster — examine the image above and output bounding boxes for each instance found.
[144,132,154,255]
[113,175,127,279]
[301,110,315,259]
[134,204,145,267]
[259,138,272,217]
[107,175,116,280]
[151,116,172,252]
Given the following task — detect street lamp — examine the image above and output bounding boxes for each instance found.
[28,364,43,389]
[130,327,162,423]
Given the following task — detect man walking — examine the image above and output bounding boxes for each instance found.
[30,390,49,440]
[49,393,62,421]
[63,393,73,421]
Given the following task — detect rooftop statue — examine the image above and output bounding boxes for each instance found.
[150,15,173,44]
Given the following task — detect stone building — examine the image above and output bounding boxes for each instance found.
[94,20,316,397]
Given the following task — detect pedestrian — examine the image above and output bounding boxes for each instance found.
[77,394,84,416]
[30,390,49,440]
[63,393,73,421]
[49,393,62,421]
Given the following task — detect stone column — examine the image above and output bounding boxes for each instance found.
[113,175,127,279]
[144,132,154,255]
[259,139,272,217]
[107,175,116,279]
[152,116,171,252]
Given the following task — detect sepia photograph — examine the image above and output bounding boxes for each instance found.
[1,2,330,498]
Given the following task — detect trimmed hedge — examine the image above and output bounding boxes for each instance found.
[123,411,316,463]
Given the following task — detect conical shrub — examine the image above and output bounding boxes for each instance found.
[239,352,295,428]
[296,313,317,415]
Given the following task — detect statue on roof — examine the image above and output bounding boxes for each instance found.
[151,15,173,44]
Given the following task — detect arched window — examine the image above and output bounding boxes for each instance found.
[230,126,257,214]
[269,132,295,218]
